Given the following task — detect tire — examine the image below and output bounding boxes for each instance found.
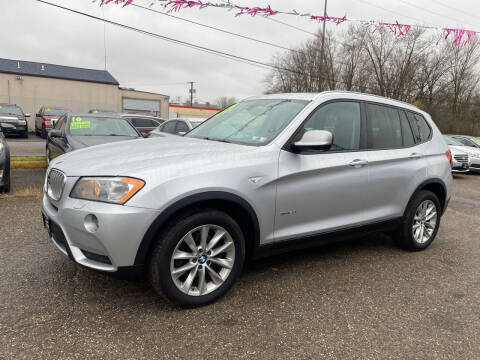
[0,161,10,194]
[393,190,441,251]
[148,209,245,307]
[41,125,47,139]
[23,131,28,139]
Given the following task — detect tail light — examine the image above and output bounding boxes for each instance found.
[446,149,453,167]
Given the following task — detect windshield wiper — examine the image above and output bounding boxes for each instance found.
[198,136,233,143]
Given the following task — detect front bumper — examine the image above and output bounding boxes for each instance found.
[42,190,160,272]
[0,122,27,135]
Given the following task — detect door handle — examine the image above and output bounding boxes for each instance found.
[349,159,368,167]
[409,153,423,159]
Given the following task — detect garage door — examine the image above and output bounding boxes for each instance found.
[123,98,161,116]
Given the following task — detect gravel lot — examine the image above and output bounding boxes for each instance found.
[1,170,479,359]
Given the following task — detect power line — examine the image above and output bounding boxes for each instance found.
[357,0,441,28]
[396,0,480,31]
[131,3,304,54]
[430,0,480,24]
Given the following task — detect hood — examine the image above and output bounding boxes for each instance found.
[450,145,480,155]
[0,115,21,123]
[68,135,139,149]
[51,136,257,177]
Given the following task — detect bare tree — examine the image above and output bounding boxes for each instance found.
[215,96,238,109]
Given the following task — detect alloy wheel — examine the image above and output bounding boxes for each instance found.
[412,200,437,244]
[170,224,235,296]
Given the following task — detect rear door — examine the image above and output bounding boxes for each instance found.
[365,104,427,220]
[275,100,371,241]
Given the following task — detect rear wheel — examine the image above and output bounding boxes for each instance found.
[23,131,28,139]
[0,162,10,193]
[41,125,47,139]
[394,190,441,251]
[148,209,245,307]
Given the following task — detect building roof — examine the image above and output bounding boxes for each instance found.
[169,104,221,111]
[0,58,119,85]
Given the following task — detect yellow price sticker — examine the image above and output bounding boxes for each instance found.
[70,117,90,130]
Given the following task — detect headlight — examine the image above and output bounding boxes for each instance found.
[70,177,145,204]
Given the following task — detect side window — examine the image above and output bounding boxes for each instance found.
[302,101,361,151]
[407,113,432,143]
[162,121,177,134]
[133,118,155,127]
[126,118,137,126]
[176,121,189,133]
[150,120,160,127]
[399,110,415,147]
[366,104,402,149]
[60,117,66,132]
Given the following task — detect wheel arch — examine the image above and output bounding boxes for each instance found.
[404,178,448,217]
[134,191,261,266]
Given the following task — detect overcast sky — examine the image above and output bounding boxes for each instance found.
[2,0,478,104]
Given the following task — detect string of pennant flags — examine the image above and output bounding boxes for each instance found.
[97,0,479,46]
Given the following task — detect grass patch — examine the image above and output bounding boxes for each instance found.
[11,156,46,161]
[0,185,43,199]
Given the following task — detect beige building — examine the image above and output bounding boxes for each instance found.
[0,58,169,131]
[169,104,221,119]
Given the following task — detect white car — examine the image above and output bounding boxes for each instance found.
[444,135,479,173]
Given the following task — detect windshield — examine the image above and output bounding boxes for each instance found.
[186,99,309,145]
[0,105,23,116]
[44,108,70,116]
[69,116,139,137]
[443,135,464,146]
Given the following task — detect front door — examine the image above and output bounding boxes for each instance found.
[275,101,371,242]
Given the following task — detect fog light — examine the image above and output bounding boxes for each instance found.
[84,214,99,233]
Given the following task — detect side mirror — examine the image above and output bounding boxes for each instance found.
[49,129,63,138]
[141,132,149,138]
[25,114,31,118]
[36,113,42,117]
[293,130,333,152]
[178,131,186,136]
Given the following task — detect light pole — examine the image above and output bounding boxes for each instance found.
[320,0,328,81]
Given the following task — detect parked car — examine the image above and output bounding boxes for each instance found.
[443,135,480,172]
[35,106,71,138]
[45,113,143,164]
[120,114,165,135]
[42,92,452,307]
[0,104,30,138]
[88,109,116,115]
[149,118,205,137]
[0,127,10,192]
[449,134,480,149]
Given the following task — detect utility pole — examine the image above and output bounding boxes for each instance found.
[188,81,196,107]
[320,0,328,82]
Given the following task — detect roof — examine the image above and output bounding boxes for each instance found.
[0,58,119,85]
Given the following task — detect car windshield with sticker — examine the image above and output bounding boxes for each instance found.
[69,116,139,137]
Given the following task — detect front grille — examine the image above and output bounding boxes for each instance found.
[471,163,480,168]
[50,221,71,256]
[454,155,469,163]
[47,169,66,201]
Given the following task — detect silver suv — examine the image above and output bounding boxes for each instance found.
[42,92,452,307]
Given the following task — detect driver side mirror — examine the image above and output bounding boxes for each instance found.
[293,130,333,152]
[48,129,63,138]
[25,114,31,118]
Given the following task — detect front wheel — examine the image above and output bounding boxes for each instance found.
[394,190,441,251]
[148,209,245,307]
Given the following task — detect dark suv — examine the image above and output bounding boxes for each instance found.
[0,104,30,138]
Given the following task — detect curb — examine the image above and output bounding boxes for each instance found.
[11,157,47,169]
[11,161,47,169]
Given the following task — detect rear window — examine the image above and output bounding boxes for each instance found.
[408,113,432,143]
